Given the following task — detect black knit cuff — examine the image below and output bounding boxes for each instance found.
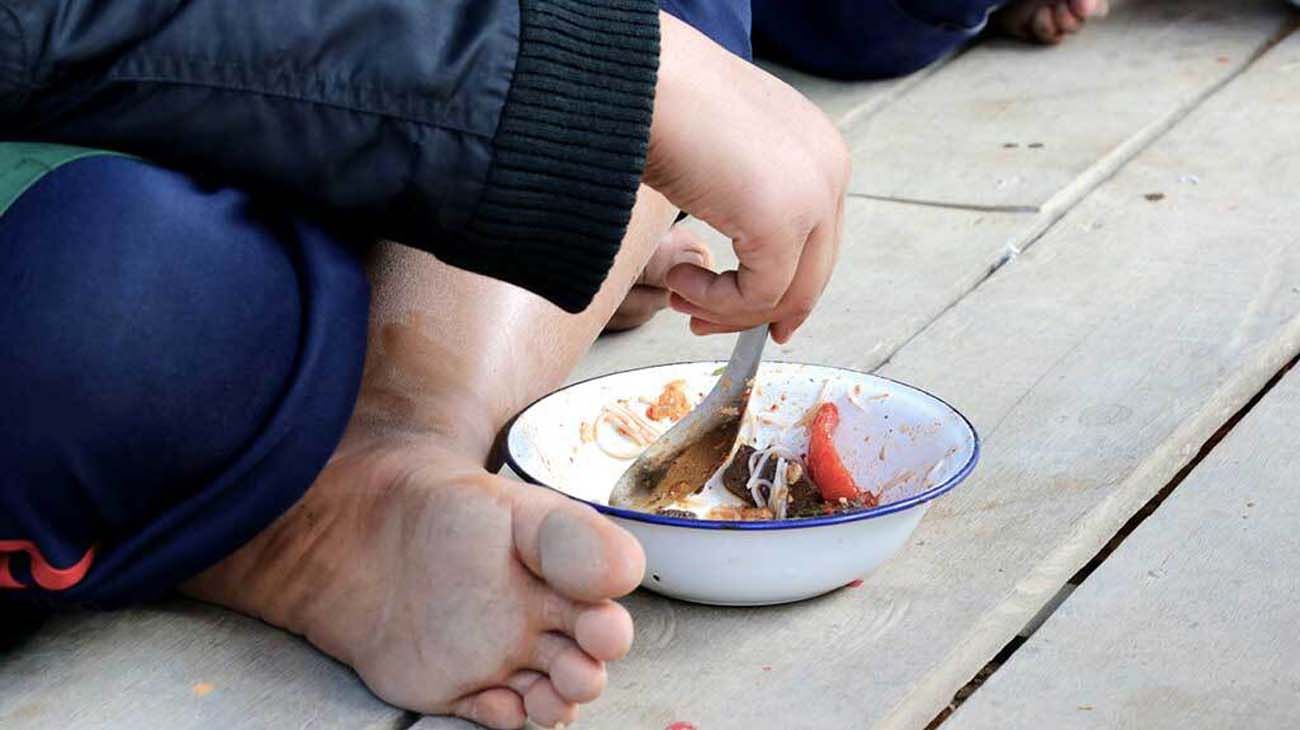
[464,0,661,313]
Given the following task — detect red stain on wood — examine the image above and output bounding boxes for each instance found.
[846,578,864,588]
[666,723,698,730]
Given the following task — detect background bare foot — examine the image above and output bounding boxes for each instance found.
[992,0,1109,45]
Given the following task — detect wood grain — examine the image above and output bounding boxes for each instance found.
[0,600,407,730]
[845,0,1291,208]
[572,28,1300,730]
[948,367,1300,729]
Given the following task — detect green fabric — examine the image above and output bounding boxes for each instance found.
[0,143,125,216]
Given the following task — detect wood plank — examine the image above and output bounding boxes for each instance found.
[761,57,949,128]
[845,0,1292,208]
[947,369,1300,729]
[0,601,407,730]
[571,29,1300,730]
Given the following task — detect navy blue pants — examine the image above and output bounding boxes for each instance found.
[0,154,369,608]
[753,0,1005,79]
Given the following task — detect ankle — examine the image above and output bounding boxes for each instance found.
[182,436,391,644]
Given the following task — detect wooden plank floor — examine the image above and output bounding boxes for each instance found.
[574,23,1300,730]
[844,0,1289,208]
[947,363,1300,730]
[3,3,1298,729]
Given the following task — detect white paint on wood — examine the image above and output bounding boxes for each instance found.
[845,0,1291,208]
[949,368,1300,729]
[570,29,1300,730]
[0,601,406,729]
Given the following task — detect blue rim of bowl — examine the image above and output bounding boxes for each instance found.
[504,361,981,531]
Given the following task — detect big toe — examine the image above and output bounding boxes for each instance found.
[512,488,645,602]
[541,508,645,601]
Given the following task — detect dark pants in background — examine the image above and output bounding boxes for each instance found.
[753,0,1006,79]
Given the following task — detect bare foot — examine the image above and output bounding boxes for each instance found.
[605,225,713,333]
[182,430,646,729]
[992,0,1109,45]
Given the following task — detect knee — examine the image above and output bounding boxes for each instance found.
[0,155,356,487]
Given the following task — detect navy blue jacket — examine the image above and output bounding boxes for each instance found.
[0,0,663,313]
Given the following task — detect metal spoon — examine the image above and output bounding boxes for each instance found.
[608,324,769,511]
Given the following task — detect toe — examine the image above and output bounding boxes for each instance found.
[1053,2,1082,34]
[540,509,645,601]
[643,226,714,290]
[536,590,634,662]
[1070,0,1106,17]
[524,677,580,728]
[574,601,635,661]
[1032,5,1061,43]
[452,687,528,730]
[530,632,608,704]
[605,285,670,332]
[512,490,645,602]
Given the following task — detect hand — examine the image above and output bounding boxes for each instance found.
[644,12,850,344]
[605,226,715,333]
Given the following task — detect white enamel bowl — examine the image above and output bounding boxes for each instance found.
[505,362,979,606]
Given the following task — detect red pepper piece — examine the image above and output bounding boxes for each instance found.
[806,402,860,503]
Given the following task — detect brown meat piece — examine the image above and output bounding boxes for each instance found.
[722,444,759,506]
[786,472,824,517]
[655,508,697,519]
[723,446,829,518]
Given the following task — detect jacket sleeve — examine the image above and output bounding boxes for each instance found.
[0,0,660,313]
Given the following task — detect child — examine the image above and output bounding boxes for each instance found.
[0,3,848,728]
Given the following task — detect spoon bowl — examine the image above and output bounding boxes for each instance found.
[607,324,768,510]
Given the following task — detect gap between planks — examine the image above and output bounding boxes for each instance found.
[923,350,1300,729]
[867,18,1299,375]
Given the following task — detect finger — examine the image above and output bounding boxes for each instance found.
[689,318,748,337]
[668,296,757,336]
[665,227,807,327]
[1053,2,1082,34]
[668,291,710,319]
[772,206,842,344]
